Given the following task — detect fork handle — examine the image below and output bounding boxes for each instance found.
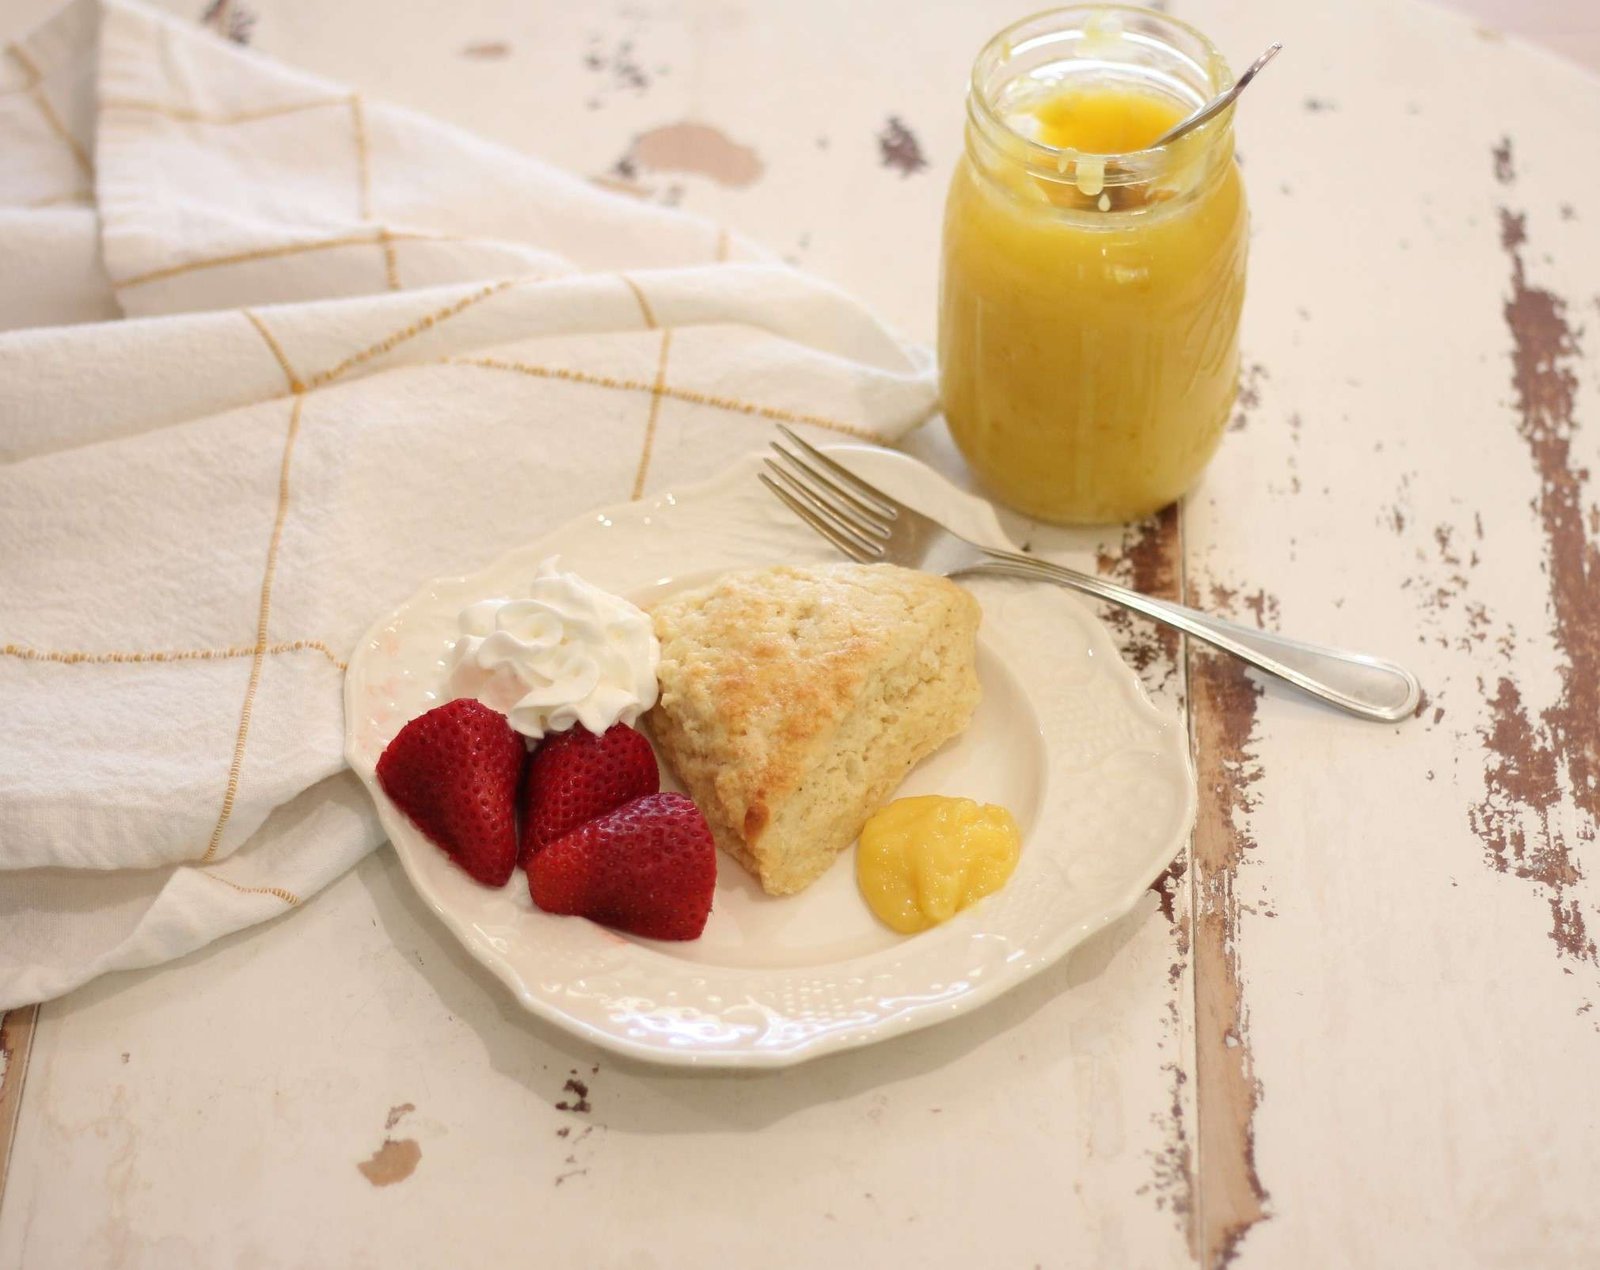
[965,551,1421,722]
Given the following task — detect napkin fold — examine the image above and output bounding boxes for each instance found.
[0,0,936,1009]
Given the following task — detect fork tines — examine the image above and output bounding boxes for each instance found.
[761,428,897,562]
[773,425,897,517]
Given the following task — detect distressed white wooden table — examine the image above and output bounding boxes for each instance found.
[3,0,1599,1265]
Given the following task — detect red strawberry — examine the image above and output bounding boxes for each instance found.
[529,792,716,941]
[376,698,525,887]
[519,722,659,869]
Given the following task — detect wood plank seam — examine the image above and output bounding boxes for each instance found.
[0,1006,39,1209]
[1187,565,1270,1267]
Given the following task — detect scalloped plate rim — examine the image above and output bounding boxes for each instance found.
[344,445,1196,1068]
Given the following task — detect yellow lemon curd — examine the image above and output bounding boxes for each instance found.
[940,72,1247,524]
[1033,84,1181,154]
[856,796,1021,934]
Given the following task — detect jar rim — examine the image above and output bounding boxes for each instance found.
[968,3,1236,173]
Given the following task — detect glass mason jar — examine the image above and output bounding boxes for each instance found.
[939,6,1247,525]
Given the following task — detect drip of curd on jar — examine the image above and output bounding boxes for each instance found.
[1021,82,1189,210]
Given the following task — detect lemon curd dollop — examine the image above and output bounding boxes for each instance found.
[1031,83,1185,155]
[939,10,1248,525]
[856,795,1022,934]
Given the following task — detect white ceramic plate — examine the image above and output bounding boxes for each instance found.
[345,447,1195,1068]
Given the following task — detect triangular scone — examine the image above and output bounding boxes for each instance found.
[646,563,982,896]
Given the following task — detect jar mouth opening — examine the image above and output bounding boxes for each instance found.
[969,4,1235,178]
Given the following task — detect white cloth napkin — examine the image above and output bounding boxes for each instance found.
[0,0,936,1010]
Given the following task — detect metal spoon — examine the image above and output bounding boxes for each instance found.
[1149,42,1282,148]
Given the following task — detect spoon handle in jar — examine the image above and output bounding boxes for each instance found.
[962,550,1421,723]
[1150,41,1283,148]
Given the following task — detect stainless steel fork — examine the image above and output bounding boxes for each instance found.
[760,426,1421,722]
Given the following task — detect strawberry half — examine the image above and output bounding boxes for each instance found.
[519,722,659,869]
[376,698,525,887]
[529,792,716,940]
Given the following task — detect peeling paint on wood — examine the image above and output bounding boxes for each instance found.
[198,0,254,44]
[1086,498,1194,1240]
[1188,646,1269,1267]
[1492,136,1515,184]
[583,34,651,94]
[1469,138,1600,966]
[1151,859,1187,924]
[1402,511,1505,663]
[878,116,927,177]
[1149,1060,1194,1224]
[1185,571,1276,1266]
[1096,501,1193,1242]
[1229,362,1269,432]
[555,1074,592,1114]
[0,1006,39,1200]
[619,122,764,188]
[358,1137,421,1187]
[1094,503,1182,690]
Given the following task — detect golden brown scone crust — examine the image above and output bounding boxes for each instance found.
[646,563,981,895]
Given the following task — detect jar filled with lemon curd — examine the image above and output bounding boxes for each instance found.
[939,6,1247,524]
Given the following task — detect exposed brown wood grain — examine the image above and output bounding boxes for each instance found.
[357,1137,420,1186]
[1471,139,1600,965]
[0,1006,39,1205]
[1094,502,1182,687]
[877,116,928,177]
[197,0,254,45]
[1092,504,1196,1233]
[1092,504,1272,1260]
[1187,648,1269,1268]
[624,122,764,188]
[1228,363,1269,433]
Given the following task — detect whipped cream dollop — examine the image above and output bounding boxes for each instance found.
[446,558,659,740]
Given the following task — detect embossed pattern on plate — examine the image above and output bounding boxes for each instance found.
[344,447,1196,1067]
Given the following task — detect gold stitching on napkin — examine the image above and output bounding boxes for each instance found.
[8,42,92,180]
[244,309,305,393]
[303,279,514,391]
[631,329,672,499]
[347,94,401,290]
[619,275,658,330]
[25,191,92,208]
[203,395,307,864]
[4,42,41,86]
[203,874,301,906]
[377,228,401,291]
[446,355,880,441]
[1,640,346,671]
[98,96,349,125]
[350,95,373,219]
[114,230,453,290]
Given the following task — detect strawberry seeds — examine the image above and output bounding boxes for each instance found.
[376,708,715,941]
